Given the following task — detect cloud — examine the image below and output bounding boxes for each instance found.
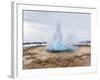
[23,10,91,43]
[23,21,53,42]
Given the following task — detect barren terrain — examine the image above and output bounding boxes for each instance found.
[23,45,91,69]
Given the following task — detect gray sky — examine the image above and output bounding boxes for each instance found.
[23,10,91,43]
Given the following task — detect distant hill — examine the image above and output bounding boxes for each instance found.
[23,42,47,45]
[74,40,91,46]
[79,40,91,43]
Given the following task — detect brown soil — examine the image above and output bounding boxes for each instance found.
[23,45,91,69]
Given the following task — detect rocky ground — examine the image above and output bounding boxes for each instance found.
[23,45,91,69]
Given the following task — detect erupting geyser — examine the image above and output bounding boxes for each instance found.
[48,22,77,52]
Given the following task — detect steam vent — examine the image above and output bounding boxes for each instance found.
[48,22,77,52]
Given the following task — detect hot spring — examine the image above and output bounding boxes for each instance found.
[48,22,78,52]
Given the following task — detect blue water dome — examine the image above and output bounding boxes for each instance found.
[48,22,77,52]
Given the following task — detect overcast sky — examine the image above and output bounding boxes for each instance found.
[23,10,91,44]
